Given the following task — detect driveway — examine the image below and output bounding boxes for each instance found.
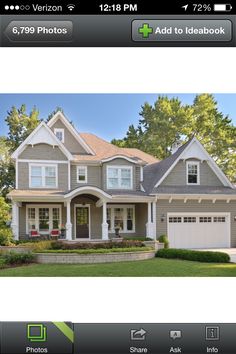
[194,248,236,263]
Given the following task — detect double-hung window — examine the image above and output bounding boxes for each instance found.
[30,164,57,188]
[107,166,132,189]
[77,166,87,183]
[187,161,200,185]
[54,128,64,143]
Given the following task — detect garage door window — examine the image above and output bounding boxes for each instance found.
[199,217,212,223]
[183,217,196,223]
[169,217,182,223]
[214,217,226,222]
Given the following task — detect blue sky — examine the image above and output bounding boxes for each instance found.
[0,94,235,141]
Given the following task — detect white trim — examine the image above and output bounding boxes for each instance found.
[74,204,91,239]
[102,155,138,164]
[167,212,231,248]
[18,159,68,164]
[11,121,73,161]
[65,186,112,200]
[107,204,135,233]
[106,165,133,190]
[154,137,233,188]
[186,160,200,185]
[26,204,62,234]
[68,162,71,190]
[54,128,64,143]
[155,194,236,201]
[140,166,143,182]
[47,111,95,155]
[76,165,88,184]
[29,163,58,189]
[15,158,18,189]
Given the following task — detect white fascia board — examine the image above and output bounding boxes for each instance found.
[154,137,232,188]
[102,155,139,164]
[111,196,155,203]
[12,122,73,161]
[47,111,95,156]
[154,193,236,200]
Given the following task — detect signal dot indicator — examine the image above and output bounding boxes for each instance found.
[5,5,9,10]
[10,5,14,10]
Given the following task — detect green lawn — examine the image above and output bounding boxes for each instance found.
[0,258,236,276]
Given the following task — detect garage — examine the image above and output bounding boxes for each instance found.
[167,213,230,249]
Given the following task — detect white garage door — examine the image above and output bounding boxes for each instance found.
[168,213,230,249]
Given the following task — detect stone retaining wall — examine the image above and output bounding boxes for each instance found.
[36,251,155,264]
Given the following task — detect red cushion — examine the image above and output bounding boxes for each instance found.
[51,230,59,235]
[31,231,39,236]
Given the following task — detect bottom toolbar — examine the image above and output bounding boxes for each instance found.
[0,323,235,353]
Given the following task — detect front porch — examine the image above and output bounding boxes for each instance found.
[11,187,157,241]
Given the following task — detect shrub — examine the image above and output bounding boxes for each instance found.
[40,246,152,254]
[155,248,230,263]
[20,240,53,252]
[3,252,35,265]
[50,240,145,250]
[0,227,14,246]
[124,237,153,241]
[158,235,169,249]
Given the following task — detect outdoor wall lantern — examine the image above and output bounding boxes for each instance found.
[234,216,236,222]
[161,214,165,222]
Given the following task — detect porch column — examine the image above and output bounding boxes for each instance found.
[66,200,72,240]
[102,201,109,240]
[152,202,157,241]
[11,201,19,240]
[146,201,155,239]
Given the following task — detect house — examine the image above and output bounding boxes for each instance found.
[8,111,236,249]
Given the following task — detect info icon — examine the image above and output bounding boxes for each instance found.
[205,326,220,341]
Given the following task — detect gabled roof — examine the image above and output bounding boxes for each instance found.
[143,137,233,194]
[47,111,95,155]
[11,122,74,160]
[143,139,193,193]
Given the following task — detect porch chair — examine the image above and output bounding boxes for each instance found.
[50,229,60,240]
[29,230,41,240]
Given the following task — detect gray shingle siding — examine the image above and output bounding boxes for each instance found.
[71,165,102,190]
[19,144,67,160]
[50,117,88,154]
[18,162,68,190]
[161,160,223,187]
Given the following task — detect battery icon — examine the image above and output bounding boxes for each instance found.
[214,4,232,11]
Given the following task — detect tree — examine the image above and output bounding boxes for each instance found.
[5,104,40,152]
[0,137,15,199]
[47,107,64,122]
[1,105,41,199]
[0,196,10,228]
[112,94,236,182]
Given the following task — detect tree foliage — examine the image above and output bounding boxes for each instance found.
[5,104,40,152]
[47,107,64,122]
[1,105,41,199]
[0,196,10,227]
[112,94,236,182]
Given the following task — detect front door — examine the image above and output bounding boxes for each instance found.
[75,206,89,239]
